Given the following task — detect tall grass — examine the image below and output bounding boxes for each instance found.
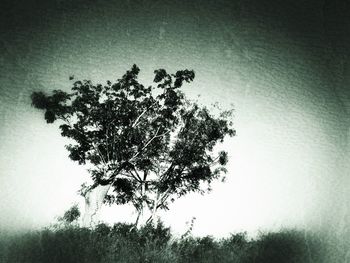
[0,222,337,263]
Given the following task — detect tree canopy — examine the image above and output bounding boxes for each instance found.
[31,65,235,225]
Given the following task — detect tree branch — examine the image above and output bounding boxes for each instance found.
[119,172,142,183]
[131,109,147,128]
[155,188,171,211]
[131,100,160,128]
[131,167,143,182]
[92,143,107,167]
[130,127,170,161]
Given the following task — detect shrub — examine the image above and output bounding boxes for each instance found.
[0,225,330,263]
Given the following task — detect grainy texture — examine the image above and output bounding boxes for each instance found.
[0,0,349,253]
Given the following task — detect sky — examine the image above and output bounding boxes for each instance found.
[0,0,349,238]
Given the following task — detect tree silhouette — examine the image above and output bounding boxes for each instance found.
[31,65,235,226]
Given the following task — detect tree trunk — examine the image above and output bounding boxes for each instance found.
[82,184,111,227]
[134,191,160,228]
[150,192,160,224]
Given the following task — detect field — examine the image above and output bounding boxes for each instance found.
[0,222,342,263]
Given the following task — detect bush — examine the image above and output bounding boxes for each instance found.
[241,230,327,263]
[60,204,81,224]
[0,224,330,263]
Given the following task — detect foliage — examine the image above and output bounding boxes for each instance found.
[0,224,329,263]
[58,204,81,224]
[31,65,235,224]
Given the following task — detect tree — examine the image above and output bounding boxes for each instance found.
[31,65,235,227]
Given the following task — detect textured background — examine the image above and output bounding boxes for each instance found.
[0,0,349,237]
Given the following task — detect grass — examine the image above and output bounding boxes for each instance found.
[0,222,340,263]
